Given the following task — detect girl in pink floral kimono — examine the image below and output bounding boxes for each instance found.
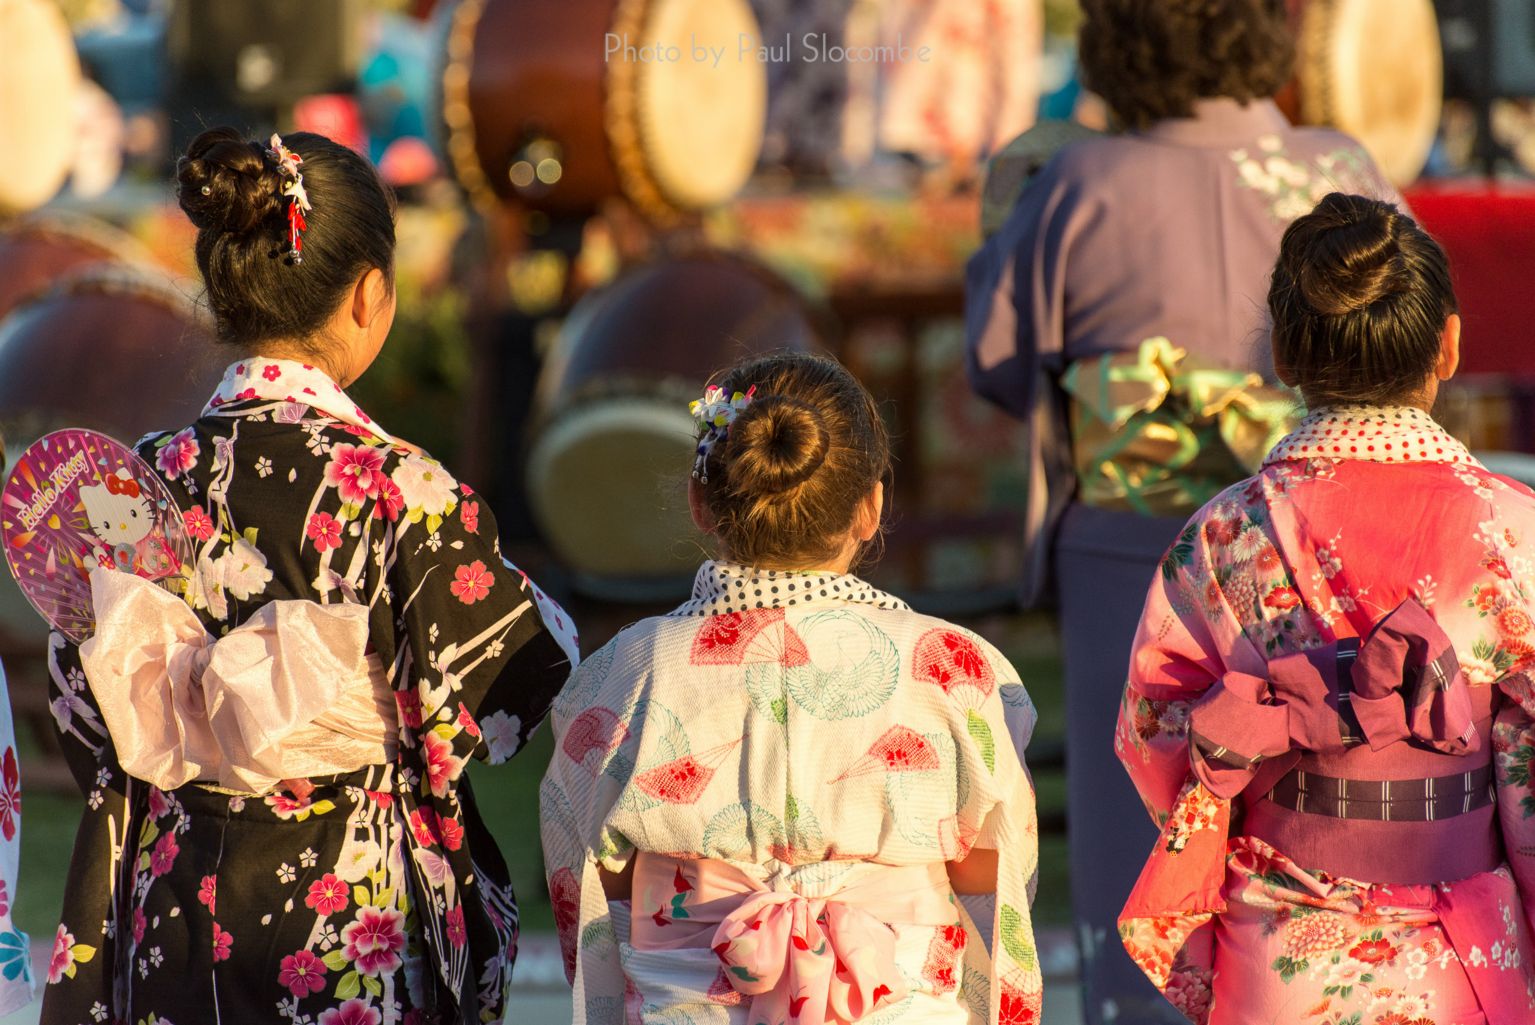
[541,353,1042,1024]
[1116,192,1535,1025]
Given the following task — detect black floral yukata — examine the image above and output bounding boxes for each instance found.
[40,359,579,1025]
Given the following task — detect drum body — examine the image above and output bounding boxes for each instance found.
[527,253,817,597]
[0,214,157,322]
[0,266,227,647]
[441,0,766,221]
[0,0,80,215]
[1279,0,1442,185]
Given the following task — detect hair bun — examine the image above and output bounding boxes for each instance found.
[176,127,285,236]
[724,396,831,496]
[1292,193,1408,317]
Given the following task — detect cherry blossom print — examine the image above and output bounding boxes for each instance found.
[149,831,179,877]
[460,500,479,534]
[211,922,233,961]
[324,443,387,504]
[279,949,327,998]
[371,477,404,521]
[395,690,423,730]
[450,560,493,604]
[198,875,217,914]
[340,906,406,976]
[305,873,349,916]
[48,925,78,984]
[318,998,383,1025]
[422,731,464,797]
[262,364,283,381]
[156,428,200,480]
[182,506,215,542]
[131,907,146,945]
[305,511,344,552]
[391,455,457,517]
[264,791,314,820]
[446,904,466,947]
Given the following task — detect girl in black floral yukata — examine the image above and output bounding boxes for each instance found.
[39,128,579,1025]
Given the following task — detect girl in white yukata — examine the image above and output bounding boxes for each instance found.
[541,352,1043,1024]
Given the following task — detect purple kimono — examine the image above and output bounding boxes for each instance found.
[964,97,1400,1025]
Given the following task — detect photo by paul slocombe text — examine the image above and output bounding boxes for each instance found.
[602,32,932,68]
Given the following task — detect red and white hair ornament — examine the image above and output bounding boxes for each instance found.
[267,134,313,263]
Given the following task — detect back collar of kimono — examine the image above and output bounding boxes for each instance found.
[202,358,395,444]
[1264,404,1480,468]
[1136,98,1292,150]
[670,560,911,618]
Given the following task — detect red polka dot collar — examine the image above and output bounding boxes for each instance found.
[1263,405,1481,468]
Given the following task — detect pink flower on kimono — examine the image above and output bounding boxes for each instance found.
[998,985,1038,1024]
[1281,914,1348,959]
[422,732,463,797]
[410,808,463,851]
[446,904,466,947]
[147,787,172,820]
[319,998,382,1025]
[212,922,233,961]
[1263,585,1301,612]
[131,907,146,944]
[156,428,200,480]
[305,873,349,916]
[1348,937,1398,966]
[265,791,314,820]
[0,748,19,842]
[0,880,9,918]
[1500,607,1534,637]
[341,906,406,976]
[456,703,481,738]
[1485,555,1514,579]
[47,925,77,984]
[149,832,180,877]
[198,875,217,914]
[263,364,283,381]
[183,506,215,542]
[371,477,404,522]
[279,949,327,998]
[1163,966,1212,1020]
[450,560,494,604]
[460,501,480,534]
[1204,516,1240,546]
[324,443,387,504]
[306,511,344,552]
[395,690,423,730]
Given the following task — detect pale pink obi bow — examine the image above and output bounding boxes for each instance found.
[630,852,956,1024]
[1189,598,1478,798]
[79,568,398,795]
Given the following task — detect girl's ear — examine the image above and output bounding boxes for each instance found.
[1436,313,1461,382]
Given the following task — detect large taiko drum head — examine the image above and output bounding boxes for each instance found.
[0,265,226,646]
[527,253,817,597]
[441,0,766,222]
[1292,0,1442,186]
[0,213,158,321]
[0,0,81,215]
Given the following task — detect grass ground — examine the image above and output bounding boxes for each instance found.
[12,609,1073,942]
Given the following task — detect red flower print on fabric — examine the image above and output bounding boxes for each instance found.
[305,511,343,552]
[149,831,179,877]
[211,922,233,962]
[263,365,283,381]
[450,560,494,604]
[0,748,19,842]
[461,500,479,534]
[182,506,215,542]
[305,873,349,916]
[913,629,996,696]
[340,906,406,976]
[198,875,217,914]
[833,726,942,781]
[446,904,466,947]
[324,443,387,504]
[279,949,327,998]
[422,731,464,797]
[999,984,1039,1024]
[549,867,580,977]
[1348,937,1398,965]
[395,690,423,729]
[689,609,803,665]
[318,998,382,1025]
[1263,585,1301,612]
[372,477,404,521]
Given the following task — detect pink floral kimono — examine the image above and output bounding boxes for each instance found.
[1116,406,1535,1025]
[541,561,1042,1024]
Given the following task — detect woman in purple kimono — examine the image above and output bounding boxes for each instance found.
[964,2,1399,1022]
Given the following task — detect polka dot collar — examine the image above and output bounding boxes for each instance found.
[202,358,394,443]
[669,560,911,618]
[1263,404,1481,469]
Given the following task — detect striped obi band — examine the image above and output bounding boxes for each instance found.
[1265,764,1495,822]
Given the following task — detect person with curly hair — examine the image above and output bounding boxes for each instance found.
[965,2,1401,1023]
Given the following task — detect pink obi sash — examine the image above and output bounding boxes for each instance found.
[630,852,958,1025]
[79,568,398,795]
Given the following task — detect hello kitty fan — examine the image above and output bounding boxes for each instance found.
[2,429,192,643]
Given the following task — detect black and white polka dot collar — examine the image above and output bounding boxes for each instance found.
[1264,404,1481,468]
[669,560,911,618]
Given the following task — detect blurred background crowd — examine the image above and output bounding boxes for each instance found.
[1,0,1533,1021]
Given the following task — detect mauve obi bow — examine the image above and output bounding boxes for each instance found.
[79,568,395,795]
[630,855,957,1025]
[1188,598,1478,798]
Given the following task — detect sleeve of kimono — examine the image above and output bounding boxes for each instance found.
[952,636,1042,1024]
[539,638,636,1023]
[1493,676,1535,934]
[1115,517,1232,826]
[387,474,576,767]
[0,660,32,1011]
[962,164,1074,420]
[45,632,116,795]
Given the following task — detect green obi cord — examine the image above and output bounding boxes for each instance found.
[1061,338,1299,517]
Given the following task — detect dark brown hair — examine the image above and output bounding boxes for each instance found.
[700,352,890,569]
[176,127,396,352]
[1079,0,1294,130]
[1269,193,1457,407]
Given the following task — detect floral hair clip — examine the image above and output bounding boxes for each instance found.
[267,134,313,263]
[688,385,755,483]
